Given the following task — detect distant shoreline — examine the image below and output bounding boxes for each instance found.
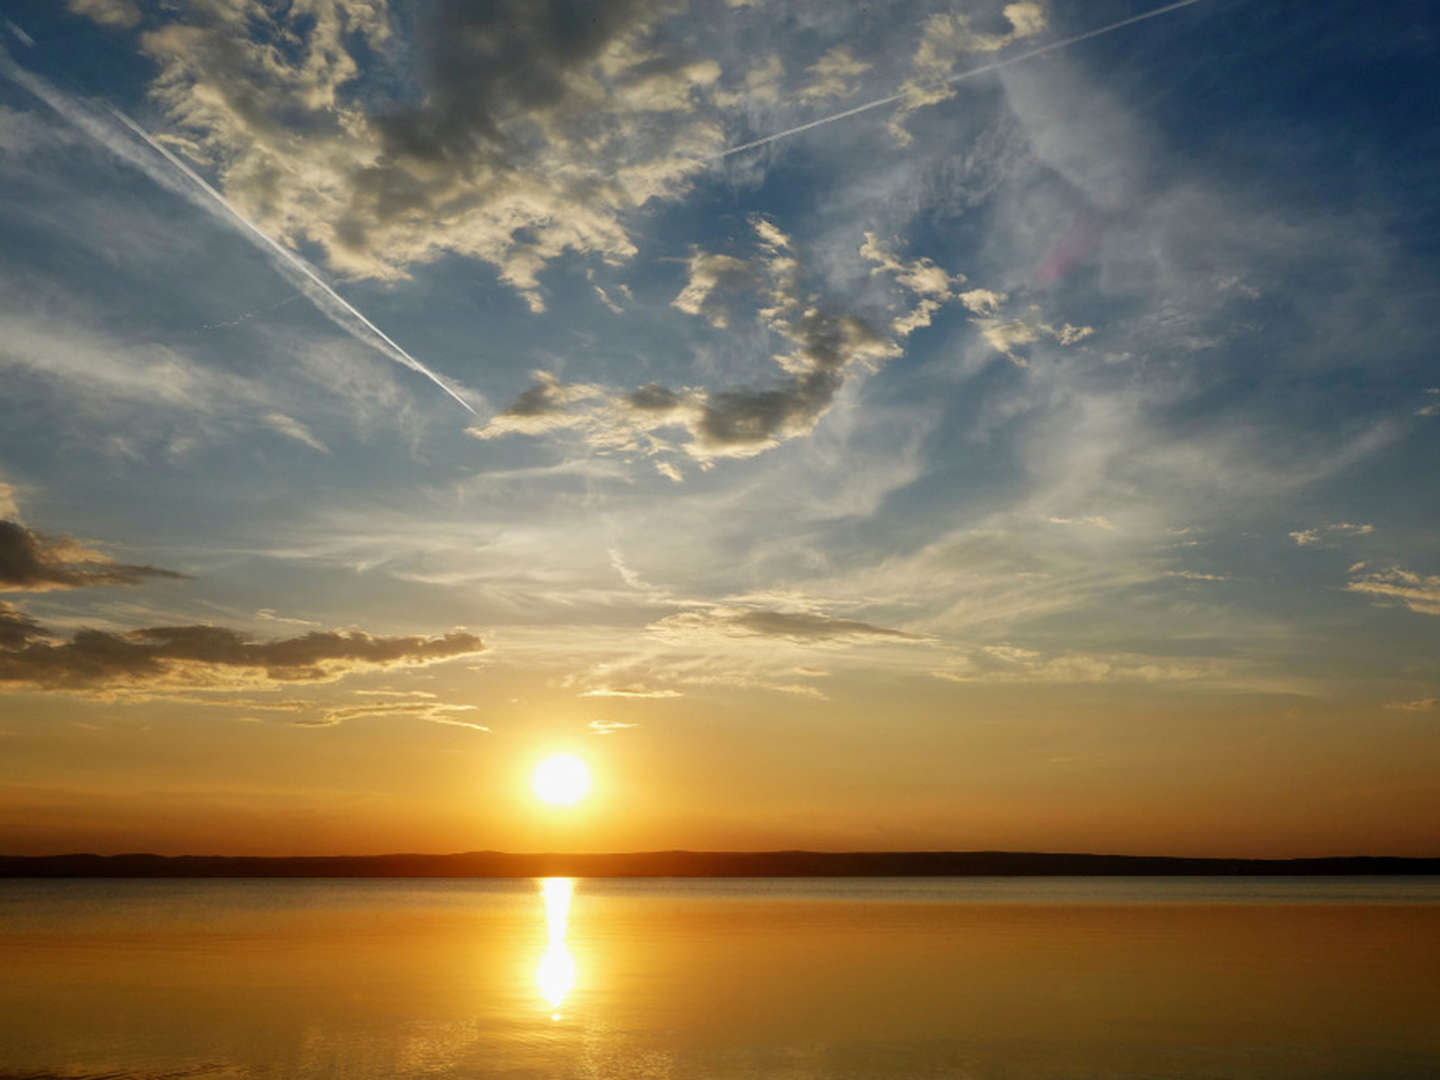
[2,851,1438,878]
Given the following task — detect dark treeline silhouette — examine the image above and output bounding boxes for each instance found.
[2,850,1437,878]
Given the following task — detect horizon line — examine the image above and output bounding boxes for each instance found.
[5,848,1437,864]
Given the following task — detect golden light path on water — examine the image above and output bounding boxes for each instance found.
[536,878,576,1020]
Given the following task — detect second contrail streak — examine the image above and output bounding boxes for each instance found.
[721,0,1214,158]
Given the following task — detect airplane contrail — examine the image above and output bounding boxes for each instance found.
[4,19,35,48]
[107,110,476,414]
[0,46,475,414]
[721,0,1214,158]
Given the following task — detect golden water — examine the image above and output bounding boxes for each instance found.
[2,877,1438,1078]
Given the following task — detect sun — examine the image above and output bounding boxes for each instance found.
[533,755,590,806]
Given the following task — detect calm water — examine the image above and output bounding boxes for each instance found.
[2,877,1438,1079]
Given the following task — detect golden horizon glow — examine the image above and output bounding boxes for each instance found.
[533,755,591,807]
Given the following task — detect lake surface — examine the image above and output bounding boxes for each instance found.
[2,877,1438,1078]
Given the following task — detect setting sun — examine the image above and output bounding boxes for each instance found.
[533,756,590,806]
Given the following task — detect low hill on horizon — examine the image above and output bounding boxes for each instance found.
[2,850,1438,878]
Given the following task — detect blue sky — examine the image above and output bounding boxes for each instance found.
[1,0,1437,855]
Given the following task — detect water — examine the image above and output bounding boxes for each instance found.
[2,877,1438,1078]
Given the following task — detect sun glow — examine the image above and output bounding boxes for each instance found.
[533,755,590,806]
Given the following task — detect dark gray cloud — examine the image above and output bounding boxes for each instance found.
[373,0,654,162]
[691,312,884,452]
[0,520,186,593]
[627,383,684,411]
[0,601,41,649]
[0,610,484,691]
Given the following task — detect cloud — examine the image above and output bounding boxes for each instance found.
[470,371,607,440]
[931,643,1230,686]
[262,412,331,454]
[0,482,17,520]
[649,606,924,645]
[256,609,322,628]
[889,3,1048,145]
[3,19,35,47]
[315,700,489,731]
[1048,515,1116,532]
[579,686,682,699]
[797,46,871,104]
[717,53,784,106]
[589,719,640,734]
[0,47,474,414]
[0,520,186,593]
[1290,522,1374,546]
[971,310,1095,364]
[770,682,830,700]
[1346,566,1440,616]
[858,231,960,337]
[0,601,42,650]
[1167,570,1226,582]
[471,218,953,464]
[66,0,140,29]
[1385,698,1437,712]
[122,0,725,311]
[958,288,1006,315]
[0,608,484,692]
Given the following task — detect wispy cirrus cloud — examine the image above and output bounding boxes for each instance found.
[579,686,682,699]
[1290,522,1374,546]
[313,700,488,731]
[931,643,1226,686]
[1346,566,1440,616]
[649,605,925,646]
[589,719,640,735]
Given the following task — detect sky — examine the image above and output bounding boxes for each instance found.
[0,0,1437,858]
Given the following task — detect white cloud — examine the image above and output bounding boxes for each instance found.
[797,47,871,104]
[889,3,1048,145]
[67,0,140,29]
[1291,522,1374,546]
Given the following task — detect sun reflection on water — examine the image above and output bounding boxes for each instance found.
[535,878,575,1019]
